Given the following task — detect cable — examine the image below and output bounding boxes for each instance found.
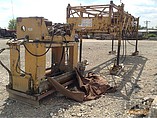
[15,47,34,92]
[63,36,71,71]
[56,43,65,70]
[15,47,31,75]
[121,38,127,63]
[119,30,125,62]
[55,36,69,71]
[121,36,125,59]
[0,48,12,87]
[0,47,34,91]
[127,40,136,46]
[120,30,127,63]
[125,27,136,46]
[23,33,54,57]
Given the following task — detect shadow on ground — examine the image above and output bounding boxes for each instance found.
[0,55,147,117]
[0,92,80,117]
[86,55,147,100]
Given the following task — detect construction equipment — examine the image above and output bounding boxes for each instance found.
[67,1,139,73]
[3,17,80,105]
[0,1,139,105]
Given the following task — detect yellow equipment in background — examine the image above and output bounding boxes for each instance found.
[0,1,139,105]
[66,1,139,68]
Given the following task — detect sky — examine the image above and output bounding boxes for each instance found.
[0,0,157,29]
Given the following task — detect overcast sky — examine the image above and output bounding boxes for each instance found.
[0,0,157,29]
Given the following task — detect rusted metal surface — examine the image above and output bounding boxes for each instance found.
[127,98,154,117]
[75,68,116,100]
[5,71,76,105]
[128,108,149,116]
[109,64,124,75]
[48,78,85,102]
[47,68,116,102]
[132,50,139,56]
[37,79,75,101]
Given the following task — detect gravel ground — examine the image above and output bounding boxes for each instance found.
[0,38,157,118]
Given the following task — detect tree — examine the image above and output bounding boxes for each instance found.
[138,25,146,30]
[138,25,141,29]
[8,18,16,30]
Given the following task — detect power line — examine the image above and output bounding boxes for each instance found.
[11,0,14,19]
[10,0,15,29]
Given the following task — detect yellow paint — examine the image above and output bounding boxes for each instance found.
[17,17,48,40]
[12,75,29,92]
[25,43,46,92]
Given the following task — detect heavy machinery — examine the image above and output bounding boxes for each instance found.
[67,1,139,71]
[0,1,139,105]
[4,17,79,105]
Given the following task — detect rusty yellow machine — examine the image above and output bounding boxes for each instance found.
[4,17,79,105]
[67,1,139,67]
[0,1,139,105]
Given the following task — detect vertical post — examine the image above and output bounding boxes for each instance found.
[117,39,121,66]
[66,4,71,22]
[79,34,83,63]
[135,17,139,52]
[111,37,114,52]
[51,48,54,72]
[79,7,83,63]
[109,1,113,21]
[116,3,124,66]
[109,1,114,53]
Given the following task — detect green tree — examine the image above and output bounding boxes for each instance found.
[138,25,146,29]
[8,18,16,30]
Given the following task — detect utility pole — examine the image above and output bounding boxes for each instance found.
[144,20,150,37]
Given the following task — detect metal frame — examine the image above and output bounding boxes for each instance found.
[66,1,139,66]
[6,17,79,105]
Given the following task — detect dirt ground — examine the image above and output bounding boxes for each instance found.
[0,38,157,118]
